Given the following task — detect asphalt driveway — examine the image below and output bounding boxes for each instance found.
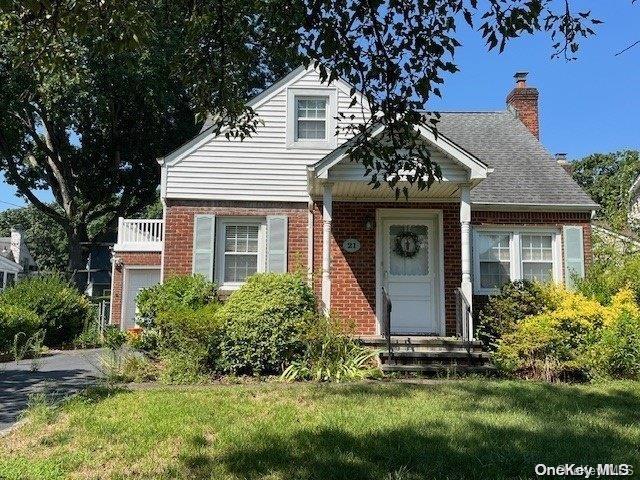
[0,348,103,431]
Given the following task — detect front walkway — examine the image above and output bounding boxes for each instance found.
[0,349,103,431]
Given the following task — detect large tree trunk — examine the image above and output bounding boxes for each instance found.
[67,225,90,290]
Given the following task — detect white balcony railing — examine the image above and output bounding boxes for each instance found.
[115,218,163,252]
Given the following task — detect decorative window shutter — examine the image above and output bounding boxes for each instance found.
[266,216,288,273]
[192,215,216,280]
[563,226,585,288]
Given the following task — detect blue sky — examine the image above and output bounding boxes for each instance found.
[1,1,638,211]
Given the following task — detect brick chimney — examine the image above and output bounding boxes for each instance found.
[506,72,540,139]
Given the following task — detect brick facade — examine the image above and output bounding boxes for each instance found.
[506,80,540,139]
[112,199,592,338]
[163,199,309,278]
[110,251,162,326]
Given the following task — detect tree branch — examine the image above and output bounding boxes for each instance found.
[615,40,640,56]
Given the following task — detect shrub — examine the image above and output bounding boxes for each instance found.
[155,304,221,382]
[103,325,127,351]
[493,286,639,381]
[0,274,91,347]
[575,237,640,305]
[476,280,548,350]
[135,275,217,327]
[586,310,640,379]
[0,304,41,354]
[282,314,380,382]
[216,273,316,375]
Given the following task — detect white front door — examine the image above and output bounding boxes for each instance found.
[122,268,161,330]
[381,213,440,335]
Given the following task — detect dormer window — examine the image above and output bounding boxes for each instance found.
[296,97,327,140]
[286,88,337,149]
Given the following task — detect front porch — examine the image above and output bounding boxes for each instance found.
[308,130,489,341]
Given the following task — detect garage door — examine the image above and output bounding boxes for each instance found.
[122,268,161,329]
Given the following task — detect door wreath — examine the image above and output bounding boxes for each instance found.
[393,231,421,258]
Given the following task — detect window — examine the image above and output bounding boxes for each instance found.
[477,233,511,290]
[216,218,266,288]
[473,229,561,294]
[296,97,327,140]
[520,234,554,282]
[286,88,337,149]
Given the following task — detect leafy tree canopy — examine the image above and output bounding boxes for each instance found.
[0,0,633,279]
[0,204,68,271]
[572,151,640,231]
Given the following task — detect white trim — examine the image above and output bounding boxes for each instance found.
[215,217,267,291]
[311,124,490,181]
[375,208,445,336]
[120,266,162,331]
[472,226,562,295]
[286,88,338,150]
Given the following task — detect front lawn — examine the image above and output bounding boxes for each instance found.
[1,380,638,479]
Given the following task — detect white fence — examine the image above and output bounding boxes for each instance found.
[115,218,164,251]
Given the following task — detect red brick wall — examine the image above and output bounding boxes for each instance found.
[163,200,308,278]
[110,251,161,326]
[471,210,592,315]
[506,86,540,139]
[313,202,462,336]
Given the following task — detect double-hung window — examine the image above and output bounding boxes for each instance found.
[216,218,266,289]
[286,88,337,149]
[296,97,327,140]
[473,228,561,295]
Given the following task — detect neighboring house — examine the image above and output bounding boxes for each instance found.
[77,241,115,299]
[109,67,597,344]
[0,226,37,290]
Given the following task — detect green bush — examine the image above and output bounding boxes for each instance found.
[587,311,640,379]
[0,304,41,354]
[155,304,221,383]
[216,273,316,375]
[103,325,127,351]
[282,315,380,382]
[476,280,548,350]
[0,274,91,347]
[136,275,218,327]
[575,238,640,305]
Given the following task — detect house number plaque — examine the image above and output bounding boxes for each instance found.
[342,238,361,253]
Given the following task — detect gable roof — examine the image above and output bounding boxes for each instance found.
[435,111,598,209]
[310,123,491,181]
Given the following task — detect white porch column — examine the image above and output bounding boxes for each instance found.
[321,183,333,312]
[460,184,473,311]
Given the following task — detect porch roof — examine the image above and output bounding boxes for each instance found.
[307,123,492,200]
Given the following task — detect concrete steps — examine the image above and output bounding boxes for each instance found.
[359,335,494,375]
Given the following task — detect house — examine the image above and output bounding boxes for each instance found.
[0,226,37,290]
[109,67,597,349]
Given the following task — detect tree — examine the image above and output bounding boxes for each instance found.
[0,205,68,271]
[572,151,640,231]
[0,1,300,281]
[0,1,634,277]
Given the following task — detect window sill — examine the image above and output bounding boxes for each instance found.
[286,138,336,150]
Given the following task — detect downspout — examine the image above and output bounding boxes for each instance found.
[158,157,167,283]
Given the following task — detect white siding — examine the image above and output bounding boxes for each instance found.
[165,69,370,202]
[327,150,468,183]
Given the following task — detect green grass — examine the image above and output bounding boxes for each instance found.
[1,380,639,479]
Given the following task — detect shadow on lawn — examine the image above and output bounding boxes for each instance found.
[169,381,640,480]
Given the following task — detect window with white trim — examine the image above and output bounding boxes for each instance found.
[296,97,327,140]
[520,234,554,282]
[286,88,337,149]
[216,218,266,288]
[477,233,511,290]
[473,229,561,295]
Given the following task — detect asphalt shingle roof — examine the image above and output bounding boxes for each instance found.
[435,111,598,208]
